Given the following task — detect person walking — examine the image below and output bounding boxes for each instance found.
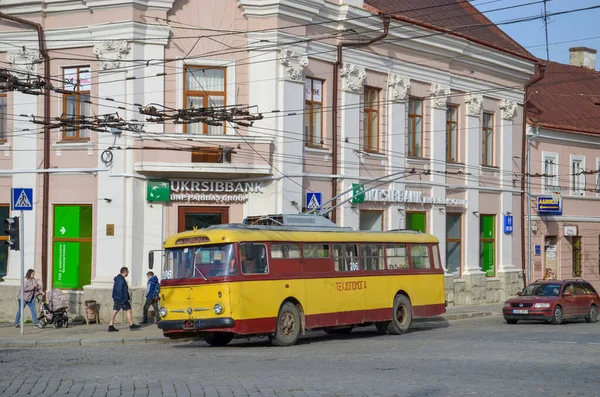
[14,269,43,328]
[108,267,140,332]
[141,271,160,325]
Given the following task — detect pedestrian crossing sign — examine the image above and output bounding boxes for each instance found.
[306,192,322,210]
[11,188,33,211]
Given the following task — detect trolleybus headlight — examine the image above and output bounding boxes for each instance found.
[159,307,168,317]
[213,304,224,315]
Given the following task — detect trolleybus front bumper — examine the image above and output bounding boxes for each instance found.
[158,318,235,331]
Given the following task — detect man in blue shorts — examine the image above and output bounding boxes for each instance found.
[108,267,140,332]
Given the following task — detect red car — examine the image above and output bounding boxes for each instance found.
[503,279,600,325]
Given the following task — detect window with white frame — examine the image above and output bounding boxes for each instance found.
[62,66,91,140]
[571,156,585,196]
[543,152,558,193]
[184,65,226,135]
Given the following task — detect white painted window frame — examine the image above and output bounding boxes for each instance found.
[542,151,558,194]
[175,58,236,135]
[570,154,586,197]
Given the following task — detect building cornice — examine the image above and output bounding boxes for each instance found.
[236,0,326,23]
[0,0,176,15]
[0,21,170,51]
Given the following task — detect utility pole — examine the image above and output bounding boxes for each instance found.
[543,0,550,61]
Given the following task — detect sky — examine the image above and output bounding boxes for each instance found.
[478,0,600,68]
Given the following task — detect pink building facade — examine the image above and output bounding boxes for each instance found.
[0,0,536,320]
[526,48,600,290]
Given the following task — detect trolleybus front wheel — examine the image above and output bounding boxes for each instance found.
[387,295,412,335]
[271,302,302,347]
[203,332,233,347]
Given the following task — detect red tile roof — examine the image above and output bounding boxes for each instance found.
[527,61,600,135]
[364,0,534,60]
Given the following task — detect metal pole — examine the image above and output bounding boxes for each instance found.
[20,211,24,335]
[526,139,532,286]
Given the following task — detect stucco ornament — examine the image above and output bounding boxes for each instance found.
[93,40,131,71]
[388,74,410,101]
[429,83,451,109]
[279,49,308,81]
[499,99,518,120]
[464,93,484,116]
[6,47,43,79]
[340,62,366,92]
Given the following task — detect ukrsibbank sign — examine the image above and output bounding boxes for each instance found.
[147,180,263,203]
[364,189,467,206]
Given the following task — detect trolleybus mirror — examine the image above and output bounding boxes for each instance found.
[149,251,154,269]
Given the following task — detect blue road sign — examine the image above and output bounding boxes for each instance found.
[11,188,33,211]
[306,192,322,210]
[503,215,513,234]
[535,245,541,256]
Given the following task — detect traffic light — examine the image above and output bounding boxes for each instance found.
[4,216,20,251]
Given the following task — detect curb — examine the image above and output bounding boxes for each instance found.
[444,311,496,321]
[0,336,196,348]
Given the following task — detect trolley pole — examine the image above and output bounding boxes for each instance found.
[19,211,24,336]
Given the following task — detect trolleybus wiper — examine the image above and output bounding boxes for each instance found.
[193,264,208,281]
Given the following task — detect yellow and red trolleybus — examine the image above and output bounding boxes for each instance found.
[154,215,446,346]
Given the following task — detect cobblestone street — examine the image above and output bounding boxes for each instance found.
[2,316,600,396]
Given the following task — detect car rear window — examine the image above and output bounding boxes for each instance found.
[581,282,597,295]
[521,283,561,297]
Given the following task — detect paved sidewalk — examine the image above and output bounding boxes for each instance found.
[0,303,503,348]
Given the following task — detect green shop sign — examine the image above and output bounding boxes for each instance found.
[53,205,92,289]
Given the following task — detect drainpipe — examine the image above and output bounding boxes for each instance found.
[520,63,545,287]
[526,126,540,286]
[331,15,390,223]
[0,13,50,289]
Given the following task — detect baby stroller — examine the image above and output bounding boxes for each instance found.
[38,289,70,329]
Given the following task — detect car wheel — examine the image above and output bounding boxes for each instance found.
[550,305,563,325]
[585,305,598,324]
[271,302,302,347]
[504,318,518,325]
[387,295,412,335]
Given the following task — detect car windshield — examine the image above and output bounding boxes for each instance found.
[163,244,236,280]
[520,283,561,297]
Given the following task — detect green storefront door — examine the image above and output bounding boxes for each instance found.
[480,215,495,277]
[53,205,93,289]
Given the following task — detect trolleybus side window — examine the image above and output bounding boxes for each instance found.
[432,245,441,269]
[333,244,360,272]
[240,243,269,274]
[410,244,431,270]
[361,244,385,271]
[303,243,331,259]
[271,243,301,259]
[385,244,409,270]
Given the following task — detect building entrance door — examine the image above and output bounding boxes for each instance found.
[178,207,229,232]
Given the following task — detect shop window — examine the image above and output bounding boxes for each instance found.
[304,77,324,147]
[406,212,426,233]
[0,204,8,278]
[361,244,385,271]
[271,243,301,259]
[303,243,330,259]
[446,213,461,276]
[410,244,431,270]
[62,66,91,141]
[333,244,360,272]
[571,156,585,196]
[360,210,383,231]
[53,205,93,289]
[386,244,409,270]
[446,105,458,162]
[363,86,380,152]
[184,65,226,135]
[240,243,268,274]
[572,237,582,277]
[408,98,423,157]
[480,214,495,277]
[482,113,493,166]
[0,95,6,143]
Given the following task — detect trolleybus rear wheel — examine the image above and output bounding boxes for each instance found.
[271,302,301,347]
[203,332,233,347]
[387,295,412,335]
